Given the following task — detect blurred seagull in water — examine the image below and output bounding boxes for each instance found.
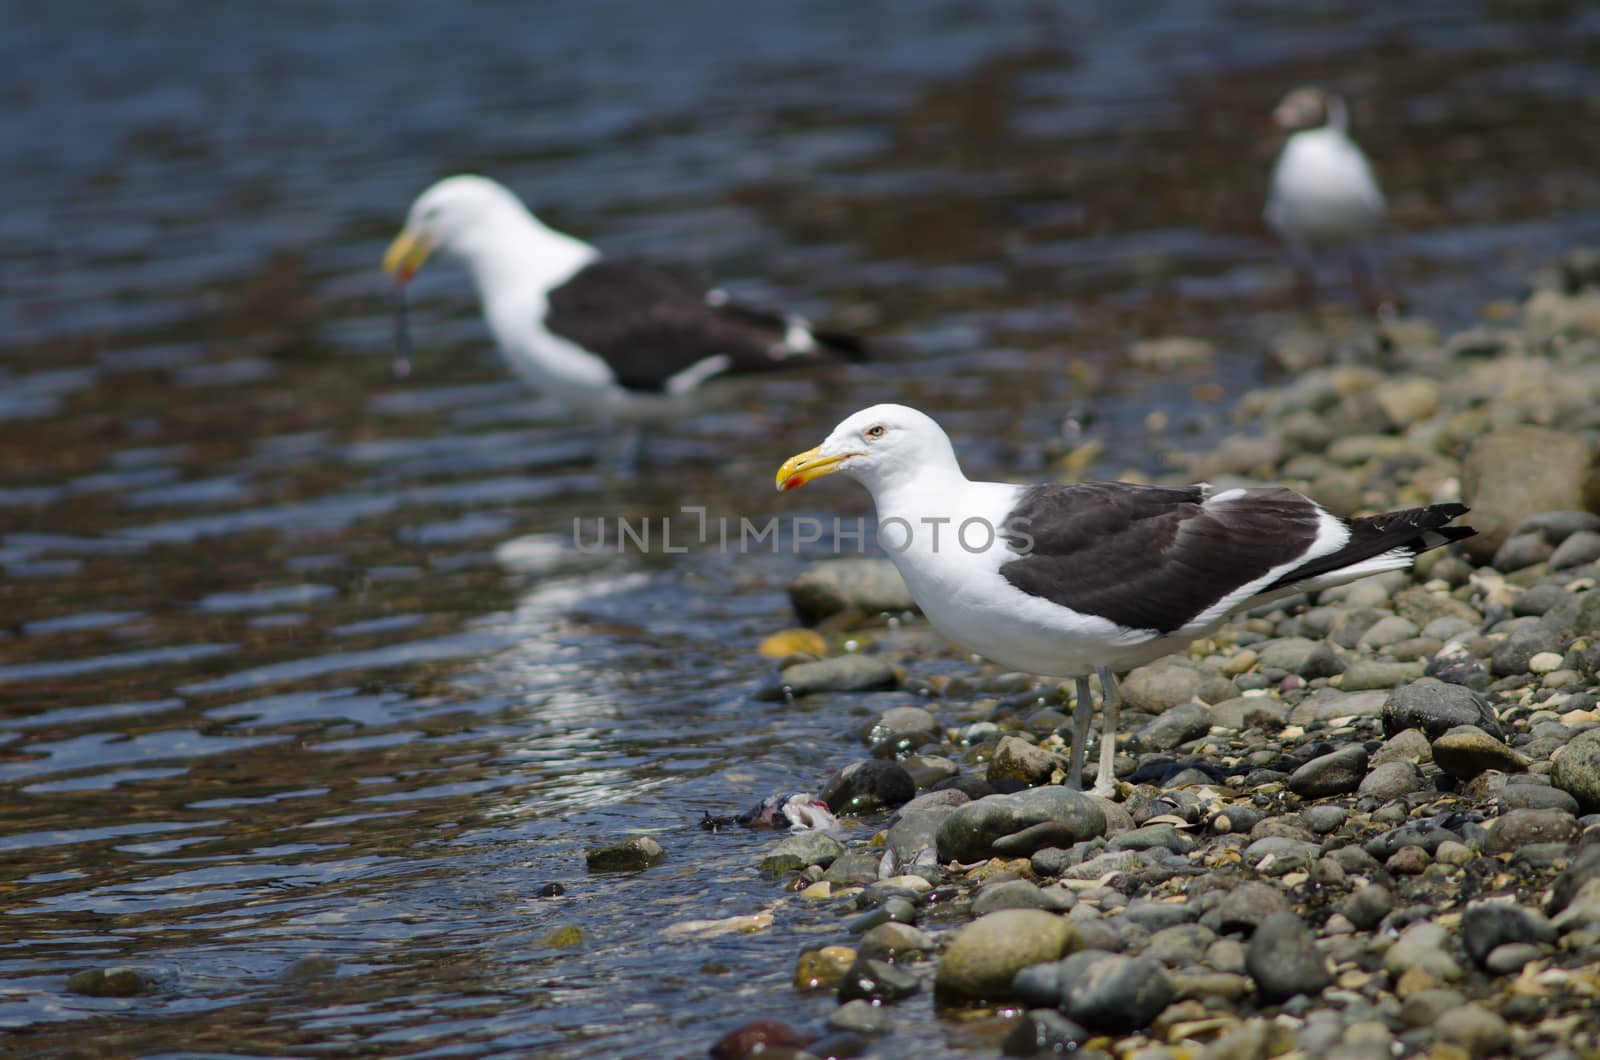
[1265,87,1388,310]
[777,403,1475,795]
[382,175,868,467]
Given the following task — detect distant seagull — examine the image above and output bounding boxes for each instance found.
[777,403,1474,795]
[382,175,867,465]
[1265,87,1388,309]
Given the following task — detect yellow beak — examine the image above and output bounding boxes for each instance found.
[776,446,852,492]
[382,229,433,283]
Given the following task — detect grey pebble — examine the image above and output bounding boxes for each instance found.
[937,787,1107,863]
[1215,881,1291,934]
[1118,659,1205,713]
[1461,901,1554,967]
[1247,911,1330,1003]
[1493,532,1553,572]
[828,999,890,1035]
[987,735,1061,786]
[1144,923,1215,966]
[1288,688,1387,725]
[1256,637,1320,674]
[1383,679,1502,739]
[1001,1010,1089,1057]
[1061,953,1173,1033]
[1551,728,1600,812]
[1110,825,1193,856]
[1302,805,1347,835]
[1342,885,1394,931]
[788,558,917,624]
[1127,701,1213,752]
[1358,759,1426,800]
[1491,627,1563,678]
[865,705,939,755]
[1515,510,1600,544]
[585,836,666,872]
[1120,898,1196,931]
[1431,725,1529,779]
[1337,658,1425,691]
[1483,808,1579,854]
[821,759,916,815]
[1358,615,1420,649]
[1551,530,1600,570]
[1288,745,1369,798]
[857,922,935,963]
[1371,728,1432,767]
[760,831,844,875]
[836,956,920,1004]
[1499,784,1580,815]
[1400,987,1466,1028]
[823,851,884,886]
[1484,942,1544,975]
[766,654,899,698]
[972,879,1072,916]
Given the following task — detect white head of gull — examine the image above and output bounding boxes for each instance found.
[1265,86,1387,309]
[778,403,1475,795]
[382,175,866,467]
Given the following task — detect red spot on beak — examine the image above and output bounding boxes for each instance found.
[781,475,804,492]
[393,266,415,286]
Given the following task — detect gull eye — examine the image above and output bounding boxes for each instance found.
[864,424,886,441]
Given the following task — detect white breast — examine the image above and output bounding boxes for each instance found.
[1266,129,1385,249]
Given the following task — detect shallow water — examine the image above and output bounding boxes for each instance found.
[4,2,1600,1056]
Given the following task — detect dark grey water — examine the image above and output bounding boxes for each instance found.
[4,1,1600,1056]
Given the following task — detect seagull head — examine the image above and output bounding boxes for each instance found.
[1272,86,1341,132]
[382,175,530,284]
[776,403,960,495]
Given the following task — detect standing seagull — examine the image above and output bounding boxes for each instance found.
[776,404,1474,795]
[1265,87,1388,309]
[381,175,867,464]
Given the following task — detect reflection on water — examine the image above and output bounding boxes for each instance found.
[3,1,1600,1055]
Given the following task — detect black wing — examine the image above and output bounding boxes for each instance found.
[999,482,1323,634]
[543,261,863,393]
[1261,502,1475,592]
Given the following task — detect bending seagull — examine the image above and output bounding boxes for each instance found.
[776,404,1474,795]
[382,175,866,462]
[1265,86,1387,309]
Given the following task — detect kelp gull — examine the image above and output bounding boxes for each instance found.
[776,404,1474,795]
[1265,86,1387,307]
[382,175,866,459]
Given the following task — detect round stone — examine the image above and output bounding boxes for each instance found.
[1551,728,1600,812]
[1246,912,1331,1003]
[820,759,916,815]
[933,909,1079,1004]
[1528,651,1565,674]
[1061,953,1174,1033]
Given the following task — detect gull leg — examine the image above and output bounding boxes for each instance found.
[1092,665,1122,798]
[592,421,648,476]
[627,423,650,471]
[592,420,618,474]
[1351,249,1395,318]
[1293,256,1317,311]
[1066,675,1095,791]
